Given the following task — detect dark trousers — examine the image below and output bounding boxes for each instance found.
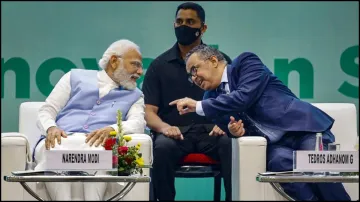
[152,124,232,201]
[266,130,351,201]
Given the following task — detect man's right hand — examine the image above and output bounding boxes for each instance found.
[45,126,68,150]
[160,126,184,140]
[228,116,245,137]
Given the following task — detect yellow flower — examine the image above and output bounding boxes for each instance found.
[136,143,141,150]
[135,157,144,166]
[123,135,132,142]
[109,131,117,136]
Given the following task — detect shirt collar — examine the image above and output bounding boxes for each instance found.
[221,65,228,83]
[99,70,119,87]
[166,40,205,63]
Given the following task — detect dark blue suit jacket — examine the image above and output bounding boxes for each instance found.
[203,52,335,140]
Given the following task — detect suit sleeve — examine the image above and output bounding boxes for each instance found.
[201,52,270,119]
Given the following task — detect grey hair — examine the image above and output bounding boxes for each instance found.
[185,44,226,64]
[98,39,141,69]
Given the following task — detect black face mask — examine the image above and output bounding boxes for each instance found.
[175,25,201,46]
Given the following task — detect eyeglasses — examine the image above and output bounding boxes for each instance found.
[187,65,199,83]
[116,55,143,70]
[187,58,210,84]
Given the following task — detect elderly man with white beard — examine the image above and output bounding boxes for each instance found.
[32,39,146,200]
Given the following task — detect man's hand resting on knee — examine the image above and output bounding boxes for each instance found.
[85,126,115,147]
[160,126,184,140]
[209,125,226,136]
[45,126,68,150]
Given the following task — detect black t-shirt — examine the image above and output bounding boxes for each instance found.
[142,42,232,127]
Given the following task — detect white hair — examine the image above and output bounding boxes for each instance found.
[98,39,141,69]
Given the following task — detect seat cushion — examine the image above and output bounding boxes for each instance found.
[180,153,218,165]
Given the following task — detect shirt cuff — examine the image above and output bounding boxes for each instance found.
[196,101,205,116]
[109,124,118,133]
[43,123,57,135]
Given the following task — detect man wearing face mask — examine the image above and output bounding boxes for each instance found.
[142,2,234,201]
[33,39,146,200]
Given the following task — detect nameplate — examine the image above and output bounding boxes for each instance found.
[43,150,112,170]
[293,151,359,172]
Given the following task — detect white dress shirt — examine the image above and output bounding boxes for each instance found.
[196,65,229,116]
[37,70,146,135]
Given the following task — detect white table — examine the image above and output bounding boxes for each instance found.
[256,173,359,201]
[4,171,151,201]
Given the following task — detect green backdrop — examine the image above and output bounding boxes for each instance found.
[1,1,358,200]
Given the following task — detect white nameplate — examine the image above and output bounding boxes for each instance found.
[43,150,112,170]
[293,151,359,172]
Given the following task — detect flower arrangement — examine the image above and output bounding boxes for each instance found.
[104,110,144,176]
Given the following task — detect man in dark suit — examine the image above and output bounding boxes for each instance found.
[142,2,235,201]
[170,44,351,201]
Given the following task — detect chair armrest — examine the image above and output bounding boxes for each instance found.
[2,132,29,146]
[1,132,30,171]
[1,132,32,166]
[232,136,267,200]
[1,132,29,200]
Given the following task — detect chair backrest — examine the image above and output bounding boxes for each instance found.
[311,103,358,151]
[18,102,45,152]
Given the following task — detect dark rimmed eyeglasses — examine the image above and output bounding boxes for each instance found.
[186,57,215,83]
[187,65,199,83]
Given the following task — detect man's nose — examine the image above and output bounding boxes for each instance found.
[137,67,143,75]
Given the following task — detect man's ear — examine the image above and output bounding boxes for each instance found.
[210,55,218,68]
[109,55,119,70]
[201,23,207,36]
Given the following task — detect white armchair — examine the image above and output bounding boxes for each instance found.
[1,102,152,201]
[232,103,359,201]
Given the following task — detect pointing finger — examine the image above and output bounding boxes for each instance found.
[169,99,181,106]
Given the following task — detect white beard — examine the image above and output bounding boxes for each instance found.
[113,64,138,90]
